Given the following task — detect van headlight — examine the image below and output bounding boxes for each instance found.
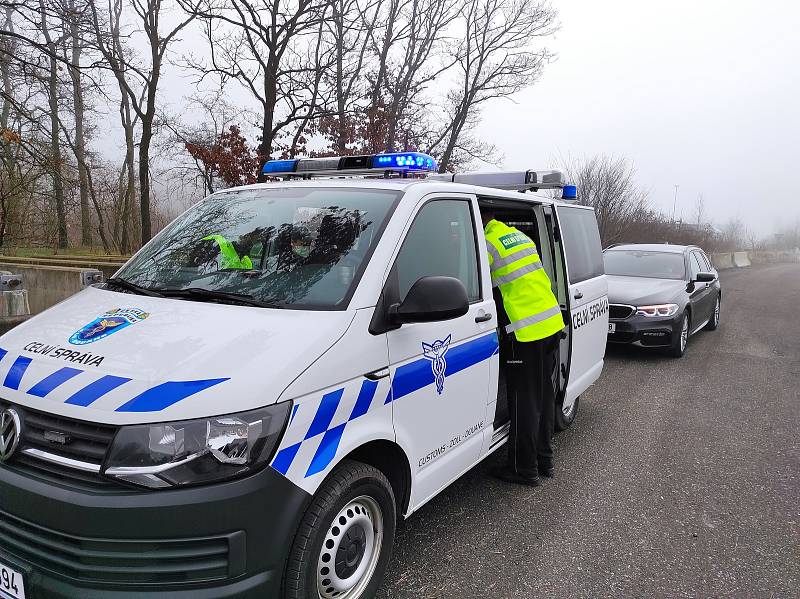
[635,303,679,317]
[103,402,291,489]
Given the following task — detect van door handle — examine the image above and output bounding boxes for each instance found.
[475,312,493,323]
[365,368,390,380]
[573,290,583,300]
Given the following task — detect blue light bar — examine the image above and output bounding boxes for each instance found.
[372,152,437,171]
[260,152,437,178]
[262,159,298,175]
[562,185,577,200]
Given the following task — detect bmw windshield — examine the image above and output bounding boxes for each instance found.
[115,187,400,308]
[603,250,686,280]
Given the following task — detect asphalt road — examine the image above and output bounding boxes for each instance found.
[377,263,800,599]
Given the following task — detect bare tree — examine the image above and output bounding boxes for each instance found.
[184,0,333,176]
[563,155,650,245]
[88,0,196,245]
[371,0,459,152]
[433,0,557,172]
[63,0,92,246]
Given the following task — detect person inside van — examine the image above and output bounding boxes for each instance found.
[482,209,565,487]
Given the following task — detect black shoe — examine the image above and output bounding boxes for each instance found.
[490,466,540,487]
[538,465,555,478]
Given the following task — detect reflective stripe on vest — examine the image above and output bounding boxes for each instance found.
[505,305,562,334]
[484,219,564,342]
[492,260,543,287]
[489,246,539,271]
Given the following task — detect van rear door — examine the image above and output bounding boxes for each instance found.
[554,205,607,408]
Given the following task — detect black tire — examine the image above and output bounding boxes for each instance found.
[554,396,579,431]
[704,295,721,331]
[668,312,690,358]
[284,460,396,599]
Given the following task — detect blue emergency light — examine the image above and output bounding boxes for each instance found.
[261,152,437,177]
[562,185,578,200]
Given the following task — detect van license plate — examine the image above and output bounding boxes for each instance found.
[0,561,25,599]
[608,323,616,334]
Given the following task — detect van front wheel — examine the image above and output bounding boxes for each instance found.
[284,460,396,599]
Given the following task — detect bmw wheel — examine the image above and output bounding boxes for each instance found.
[284,460,396,599]
[668,312,689,358]
[705,295,721,331]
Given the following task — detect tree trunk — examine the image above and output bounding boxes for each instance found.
[40,0,67,248]
[68,0,92,247]
[138,120,152,245]
[256,54,278,181]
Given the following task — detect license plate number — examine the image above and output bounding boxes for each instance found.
[0,561,25,599]
[608,323,616,333]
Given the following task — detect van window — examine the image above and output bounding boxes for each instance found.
[394,200,480,302]
[557,207,604,284]
[116,187,399,308]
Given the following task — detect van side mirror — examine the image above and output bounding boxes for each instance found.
[388,276,469,324]
[695,272,715,283]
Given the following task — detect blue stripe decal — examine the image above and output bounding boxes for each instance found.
[3,356,32,390]
[65,375,131,407]
[305,388,344,439]
[272,441,302,475]
[27,367,83,397]
[289,404,300,425]
[115,378,229,413]
[0,349,7,363]
[350,379,378,420]
[305,423,347,478]
[388,332,498,404]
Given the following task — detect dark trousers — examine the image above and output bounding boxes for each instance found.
[505,333,560,478]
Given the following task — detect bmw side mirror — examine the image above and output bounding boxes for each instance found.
[388,276,469,324]
[695,272,715,283]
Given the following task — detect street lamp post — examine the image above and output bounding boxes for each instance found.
[672,185,679,222]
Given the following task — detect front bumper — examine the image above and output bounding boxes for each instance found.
[607,313,681,348]
[0,461,310,598]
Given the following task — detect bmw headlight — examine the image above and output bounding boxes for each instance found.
[635,304,679,317]
[104,402,291,489]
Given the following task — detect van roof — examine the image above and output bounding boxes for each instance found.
[221,178,584,209]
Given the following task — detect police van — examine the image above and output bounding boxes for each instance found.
[0,153,607,599]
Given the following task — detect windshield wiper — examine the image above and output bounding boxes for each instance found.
[154,287,282,308]
[105,277,165,297]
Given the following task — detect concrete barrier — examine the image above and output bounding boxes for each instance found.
[711,253,734,270]
[733,252,751,268]
[0,263,98,314]
[0,255,124,278]
[0,315,30,335]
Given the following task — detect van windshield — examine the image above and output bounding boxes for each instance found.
[116,187,400,308]
[603,250,686,280]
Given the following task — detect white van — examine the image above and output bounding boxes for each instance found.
[0,153,607,599]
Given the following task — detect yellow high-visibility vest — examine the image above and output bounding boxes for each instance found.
[202,234,253,270]
[484,219,564,342]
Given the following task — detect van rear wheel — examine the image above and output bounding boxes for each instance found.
[554,396,579,431]
[284,460,396,599]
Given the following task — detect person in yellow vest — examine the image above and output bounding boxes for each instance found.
[482,209,565,487]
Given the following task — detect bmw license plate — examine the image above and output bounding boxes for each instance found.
[608,323,616,334]
[0,561,25,599]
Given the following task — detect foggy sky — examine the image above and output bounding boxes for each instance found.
[480,0,800,235]
[127,0,800,236]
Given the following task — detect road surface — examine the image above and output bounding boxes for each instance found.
[377,263,800,598]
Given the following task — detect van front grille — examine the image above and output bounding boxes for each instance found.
[0,401,124,491]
